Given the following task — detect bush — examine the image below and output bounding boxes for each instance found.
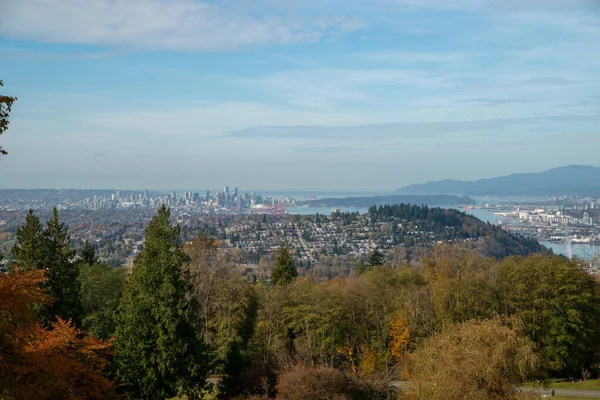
[403,318,537,400]
[275,364,393,400]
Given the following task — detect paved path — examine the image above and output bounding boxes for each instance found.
[209,378,600,398]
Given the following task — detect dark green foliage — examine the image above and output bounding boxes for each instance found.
[12,208,82,325]
[79,263,125,340]
[498,254,600,376]
[368,248,385,267]
[79,240,99,266]
[0,79,17,157]
[218,341,248,399]
[12,209,44,271]
[40,208,82,326]
[271,243,297,286]
[357,259,366,274]
[114,205,208,399]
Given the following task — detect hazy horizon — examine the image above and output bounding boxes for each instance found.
[1,0,599,190]
[0,164,598,192]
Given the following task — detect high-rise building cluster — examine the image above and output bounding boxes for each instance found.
[81,186,295,214]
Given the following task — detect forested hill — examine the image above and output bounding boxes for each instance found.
[368,203,546,258]
[300,194,475,207]
[395,165,600,196]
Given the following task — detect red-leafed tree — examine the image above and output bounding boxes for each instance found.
[0,269,118,399]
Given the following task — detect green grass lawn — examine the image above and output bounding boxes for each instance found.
[525,380,600,391]
[552,380,600,391]
[555,398,597,400]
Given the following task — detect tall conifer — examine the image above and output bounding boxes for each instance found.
[368,247,385,267]
[271,243,297,285]
[40,207,82,326]
[114,205,208,399]
[79,240,98,266]
[12,209,44,271]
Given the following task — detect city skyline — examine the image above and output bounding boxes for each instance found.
[1,0,599,190]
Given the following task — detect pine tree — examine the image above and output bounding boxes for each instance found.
[114,205,208,399]
[271,243,297,285]
[40,208,82,326]
[357,259,366,275]
[12,209,44,271]
[217,341,247,399]
[368,247,385,267]
[79,240,98,265]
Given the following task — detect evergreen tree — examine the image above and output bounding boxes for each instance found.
[357,259,366,275]
[114,205,208,399]
[217,341,247,399]
[40,207,82,326]
[79,262,125,340]
[271,243,297,285]
[12,209,44,271]
[79,240,98,265]
[368,247,385,267]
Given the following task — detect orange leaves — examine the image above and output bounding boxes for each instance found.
[0,270,117,399]
[16,318,116,400]
[0,269,51,315]
[336,341,377,378]
[389,314,412,361]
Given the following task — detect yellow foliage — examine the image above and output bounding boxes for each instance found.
[336,340,358,376]
[389,314,411,360]
[357,344,377,378]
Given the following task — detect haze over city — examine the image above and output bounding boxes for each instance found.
[1,0,599,190]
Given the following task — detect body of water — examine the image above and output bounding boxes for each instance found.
[287,206,370,215]
[540,241,599,260]
[286,199,594,260]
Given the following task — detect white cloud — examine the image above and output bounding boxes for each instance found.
[0,0,366,51]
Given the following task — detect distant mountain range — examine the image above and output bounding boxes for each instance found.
[395,165,600,197]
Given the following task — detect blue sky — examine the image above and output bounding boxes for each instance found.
[0,0,599,191]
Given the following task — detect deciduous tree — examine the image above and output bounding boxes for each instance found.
[0,269,117,399]
[405,318,537,400]
[498,254,600,376]
[0,79,17,157]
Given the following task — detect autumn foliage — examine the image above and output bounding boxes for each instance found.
[0,269,117,399]
[389,315,411,361]
[275,363,391,400]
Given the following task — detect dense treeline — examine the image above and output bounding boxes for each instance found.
[3,206,600,400]
[300,194,475,208]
